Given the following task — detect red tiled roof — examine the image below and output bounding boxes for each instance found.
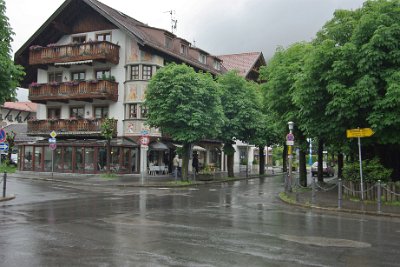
[218,52,263,78]
[3,102,37,112]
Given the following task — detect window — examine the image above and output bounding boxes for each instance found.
[180,44,187,55]
[94,106,109,119]
[72,35,86,44]
[95,69,111,80]
[48,108,60,119]
[70,107,84,119]
[96,32,111,42]
[131,65,139,80]
[142,65,152,80]
[213,60,221,70]
[140,105,148,118]
[165,36,173,49]
[199,53,207,64]
[71,71,85,81]
[48,72,63,83]
[6,115,13,122]
[128,104,137,119]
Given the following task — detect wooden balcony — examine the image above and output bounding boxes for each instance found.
[27,118,117,137]
[29,41,120,65]
[29,80,118,104]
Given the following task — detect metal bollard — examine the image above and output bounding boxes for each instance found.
[338,178,342,209]
[2,171,7,198]
[377,180,381,213]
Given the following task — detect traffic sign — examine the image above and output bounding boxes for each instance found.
[346,128,374,138]
[286,133,294,141]
[140,129,149,136]
[49,138,57,143]
[49,143,57,150]
[140,136,150,146]
[286,141,294,146]
[0,143,9,151]
[0,129,6,143]
[50,130,57,138]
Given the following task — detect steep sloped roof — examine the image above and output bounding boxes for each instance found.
[218,52,266,80]
[2,102,37,112]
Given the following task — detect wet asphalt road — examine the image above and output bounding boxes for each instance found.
[1,176,400,267]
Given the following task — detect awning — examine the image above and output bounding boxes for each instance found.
[149,142,169,151]
[173,144,206,151]
[54,60,93,66]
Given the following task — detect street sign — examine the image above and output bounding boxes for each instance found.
[50,130,57,138]
[140,136,150,146]
[0,129,6,143]
[0,143,9,151]
[286,140,294,146]
[49,138,57,143]
[49,143,57,150]
[346,128,374,138]
[286,133,294,141]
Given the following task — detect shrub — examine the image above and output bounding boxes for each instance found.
[343,158,392,183]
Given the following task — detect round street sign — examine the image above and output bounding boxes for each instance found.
[140,136,150,146]
[49,143,57,151]
[286,133,294,141]
[0,128,6,143]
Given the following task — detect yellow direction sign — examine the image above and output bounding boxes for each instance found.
[346,128,374,138]
[50,130,57,138]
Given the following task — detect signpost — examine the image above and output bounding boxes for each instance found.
[346,128,374,201]
[139,131,150,185]
[49,131,57,179]
[0,129,6,143]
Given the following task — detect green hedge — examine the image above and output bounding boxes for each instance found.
[342,158,392,183]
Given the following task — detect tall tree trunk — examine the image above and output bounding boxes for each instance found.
[317,138,324,182]
[282,144,287,172]
[338,152,344,178]
[224,143,235,177]
[259,145,266,175]
[182,143,191,181]
[299,149,307,186]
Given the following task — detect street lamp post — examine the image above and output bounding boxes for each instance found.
[287,121,294,192]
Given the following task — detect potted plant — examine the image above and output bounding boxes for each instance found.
[198,165,214,181]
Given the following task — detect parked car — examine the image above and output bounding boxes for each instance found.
[0,152,18,166]
[311,162,334,177]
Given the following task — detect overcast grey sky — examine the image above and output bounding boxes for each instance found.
[6,0,365,60]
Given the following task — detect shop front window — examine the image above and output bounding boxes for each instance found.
[76,147,84,172]
[111,147,120,172]
[44,147,53,172]
[34,147,42,171]
[98,147,107,172]
[85,148,95,172]
[24,146,33,171]
[63,147,73,171]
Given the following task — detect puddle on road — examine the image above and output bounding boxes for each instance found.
[280,234,371,248]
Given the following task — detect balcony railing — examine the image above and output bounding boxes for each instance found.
[27,118,117,137]
[29,41,120,65]
[29,80,118,103]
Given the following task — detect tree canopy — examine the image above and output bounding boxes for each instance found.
[0,0,24,103]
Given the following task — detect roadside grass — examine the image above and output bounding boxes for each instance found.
[348,196,400,206]
[100,173,117,180]
[0,164,16,174]
[168,180,193,186]
[279,192,297,204]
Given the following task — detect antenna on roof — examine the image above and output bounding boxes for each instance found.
[193,39,196,48]
[164,10,177,34]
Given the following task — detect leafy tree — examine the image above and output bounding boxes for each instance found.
[6,130,15,164]
[100,117,117,173]
[0,0,24,103]
[217,71,263,177]
[145,63,224,180]
[260,43,312,184]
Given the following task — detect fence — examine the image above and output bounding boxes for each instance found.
[343,180,400,202]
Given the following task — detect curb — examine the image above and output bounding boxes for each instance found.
[0,195,16,202]
[9,172,283,188]
[278,192,400,218]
